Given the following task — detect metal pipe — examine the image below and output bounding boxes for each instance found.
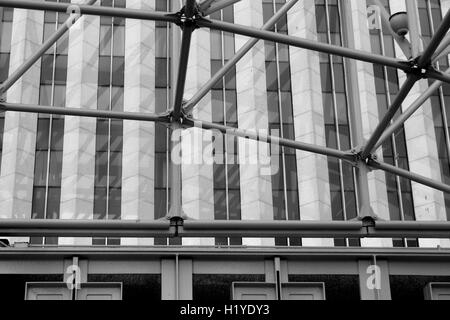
[172,26,194,120]
[183,117,354,161]
[432,32,450,62]
[374,221,450,238]
[374,71,450,151]
[0,219,171,237]
[0,0,97,95]
[418,8,450,67]
[184,0,298,114]
[361,75,418,159]
[0,0,179,23]
[1,219,450,238]
[368,159,450,194]
[196,17,410,71]
[202,0,241,16]
[171,0,196,120]
[0,102,171,123]
[425,69,450,84]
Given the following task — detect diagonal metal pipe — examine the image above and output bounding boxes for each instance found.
[184,0,298,115]
[196,17,410,71]
[0,0,97,95]
[182,117,354,161]
[374,69,450,151]
[0,0,179,22]
[0,102,171,123]
[360,75,418,160]
[418,8,450,67]
[368,159,450,194]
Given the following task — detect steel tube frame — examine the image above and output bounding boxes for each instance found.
[368,159,450,194]
[2,0,450,239]
[196,17,410,71]
[0,102,170,123]
[0,0,179,22]
[374,70,450,151]
[183,0,298,114]
[0,0,97,95]
[183,117,354,161]
[360,75,418,159]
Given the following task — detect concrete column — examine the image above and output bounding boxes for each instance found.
[287,0,333,247]
[181,26,215,246]
[161,258,193,300]
[346,0,392,247]
[120,0,155,246]
[0,4,44,244]
[59,0,99,245]
[391,0,450,248]
[358,260,391,300]
[234,0,274,246]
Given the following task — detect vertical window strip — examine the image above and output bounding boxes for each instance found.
[367,0,418,248]
[0,7,13,172]
[93,0,125,246]
[210,6,242,246]
[154,0,174,246]
[31,0,69,246]
[262,0,300,247]
[315,0,359,247]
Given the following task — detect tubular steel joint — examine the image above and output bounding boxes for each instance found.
[168,216,185,238]
[173,5,202,30]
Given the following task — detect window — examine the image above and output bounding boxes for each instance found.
[210,6,242,246]
[154,0,181,246]
[93,0,125,246]
[263,0,301,247]
[31,2,68,246]
[0,8,13,171]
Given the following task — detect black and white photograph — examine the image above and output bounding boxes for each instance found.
[0,0,449,313]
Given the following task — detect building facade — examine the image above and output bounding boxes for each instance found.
[1,0,450,300]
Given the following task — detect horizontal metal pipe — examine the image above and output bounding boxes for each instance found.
[1,219,450,238]
[374,221,450,238]
[182,220,365,237]
[374,73,448,151]
[0,0,97,95]
[183,117,354,161]
[368,159,450,194]
[0,219,171,237]
[184,0,298,114]
[361,75,418,159]
[418,8,450,67]
[0,102,170,123]
[183,220,363,231]
[0,0,178,23]
[196,17,410,71]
